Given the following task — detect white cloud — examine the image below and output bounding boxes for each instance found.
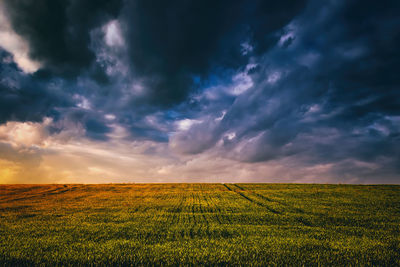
[267,71,281,84]
[228,63,256,95]
[0,118,52,148]
[73,94,92,110]
[105,114,116,120]
[215,111,226,121]
[0,3,41,73]
[103,20,124,47]
[225,132,236,140]
[279,31,295,47]
[175,119,202,131]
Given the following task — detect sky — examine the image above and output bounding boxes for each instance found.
[0,0,399,184]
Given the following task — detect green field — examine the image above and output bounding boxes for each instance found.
[1,184,399,266]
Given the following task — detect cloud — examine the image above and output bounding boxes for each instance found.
[0,0,399,183]
[1,0,122,77]
[170,117,221,155]
[119,0,306,107]
[165,0,400,182]
[103,19,124,47]
[0,118,52,148]
[0,51,72,124]
[0,2,41,73]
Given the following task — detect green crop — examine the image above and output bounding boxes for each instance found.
[0,183,399,266]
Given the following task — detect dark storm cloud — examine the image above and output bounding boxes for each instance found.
[2,0,122,77]
[0,50,71,124]
[0,0,399,182]
[170,0,400,181]
[242,0,400,178]
[0,49,111,141]
[122,0,306,106]
[84,119,111,141]
[55,108,112,141]
[69,0,307,141]
[0,0,307,143]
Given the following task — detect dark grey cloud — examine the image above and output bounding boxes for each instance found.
[0,50,71,124]
[171,117,221,154]
[170,0,400,181]
[0,49,112,142]
[2,0,122,78]
[121,0,306,107]
[59,109,112,141]
[0,0,399,182]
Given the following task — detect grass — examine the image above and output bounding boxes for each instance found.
[0,183,399,266]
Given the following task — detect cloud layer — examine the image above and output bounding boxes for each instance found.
[0,0,399,183]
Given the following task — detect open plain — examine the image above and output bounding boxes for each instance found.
[1,184,399,266]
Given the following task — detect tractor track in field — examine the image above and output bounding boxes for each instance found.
[234,184,306,214]
[222,183,232,191]
[224,184,281,214]
[250,190,305,214]
[232,185,313,226]
[1,185,81,202]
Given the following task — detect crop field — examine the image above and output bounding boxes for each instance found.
[0,184,400,266]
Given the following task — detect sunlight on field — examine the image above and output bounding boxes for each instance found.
[1,184,399,265]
